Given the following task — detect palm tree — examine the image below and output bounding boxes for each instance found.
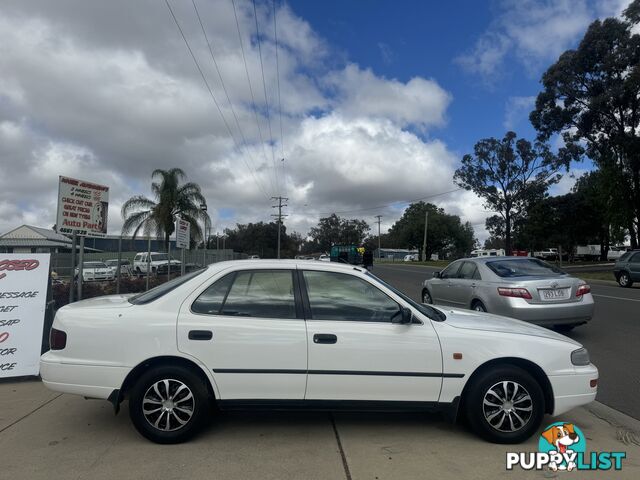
[121,168,210,251]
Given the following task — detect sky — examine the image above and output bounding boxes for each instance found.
[0,0,633,244]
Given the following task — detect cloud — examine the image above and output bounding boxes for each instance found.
[0,0,482,244]
[378,42,394,64]
[503,96,536,130]
[455,0,634,82]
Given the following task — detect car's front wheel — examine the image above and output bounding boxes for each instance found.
[129,365,210,444]
[618,272,633,288]
[464,366,544,444]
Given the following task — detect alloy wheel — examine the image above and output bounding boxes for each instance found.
[482,381,533,433]
[142,379,195,432]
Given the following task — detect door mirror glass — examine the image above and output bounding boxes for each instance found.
[433,271,441,278]
[391,306,413,324]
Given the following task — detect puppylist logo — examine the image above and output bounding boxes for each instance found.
[506,422,626,472]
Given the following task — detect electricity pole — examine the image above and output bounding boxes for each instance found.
[422,210,428,262]
[374,215,382,259]
[271,196,288,259]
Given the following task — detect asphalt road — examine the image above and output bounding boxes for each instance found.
[372,262,640,420]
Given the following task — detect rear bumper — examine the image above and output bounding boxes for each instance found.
[493,295,595,326]
[40,353,129,400]
[549,365,598,416]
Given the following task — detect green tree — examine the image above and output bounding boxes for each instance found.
[223,222,302,258]
[308,214,370,252]
[386,202,475,259]
[121,168,209,251]
[454,132,568,255]
[530,2,640,247]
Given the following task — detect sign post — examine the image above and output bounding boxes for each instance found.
[0,254,51,378]
[175,218,190,276]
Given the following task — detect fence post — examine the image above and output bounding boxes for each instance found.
[146,235,151,291]
[69,231,76,303]
[181,248,185,276]
[168,241,171,282]
[116,235,122,294]
[77,236,85,300]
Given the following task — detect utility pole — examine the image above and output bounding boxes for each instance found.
[271,196,288,259]
[422,210,428,262]
[374,215,382,259]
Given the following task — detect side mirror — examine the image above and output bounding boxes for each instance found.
[392,307,413,324]
[433,271,441,278]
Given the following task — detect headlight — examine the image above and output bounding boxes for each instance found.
[571,348,590,366]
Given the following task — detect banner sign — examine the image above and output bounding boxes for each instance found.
[175,218,191,249]
[0,254,51,377]
[56,176,109,237]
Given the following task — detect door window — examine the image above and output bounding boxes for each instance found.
[631,252,640,263]
[457,262,478,279]
[440,262,461,279]
[192,270,296,319]
[303,271,400,322]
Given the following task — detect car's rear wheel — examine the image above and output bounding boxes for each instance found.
[422,289,433,304]
[471,300,487,312]
[129,365,210,444]
[618,272,633,288]
[464,366,544,444]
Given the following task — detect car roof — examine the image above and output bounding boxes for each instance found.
[205,258,363,272]
[461,256,537,264]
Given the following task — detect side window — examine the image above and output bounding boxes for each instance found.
[440,262,461,279]
[631,253,640,263]
[193,270,296,319]
[303,270,400,322]
[472,266,482,280]
[457,262,477,279]
[191,273,235,314]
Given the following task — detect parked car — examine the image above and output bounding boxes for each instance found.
[470,249,505,257]
[607,246,628,261]
[41,260,597,445]
[403,254,419,262]
[105,259,132,277]
[133,252,181,275]
[422,257,594,330]
[533,248,558,261]
[74,261,114,282]
[248,255,260,259]
[318,254,330,262]
[155,261,183,276]
[613,250,640,287]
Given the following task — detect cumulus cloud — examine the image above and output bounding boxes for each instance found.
[455,0,633,82]
[0,0,482,242]
[503,96,536,130]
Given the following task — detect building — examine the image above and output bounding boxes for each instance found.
[0,225,75,253]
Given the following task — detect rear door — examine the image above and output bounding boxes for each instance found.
[301,268,443,402]
[449,261,480,308]
[177,267,308,400]
[430,261,462,305]
[629,252,640,281]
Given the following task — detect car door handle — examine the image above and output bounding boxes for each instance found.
[471,283,477,288]
[313,334,337,344]
[188,330,213,341]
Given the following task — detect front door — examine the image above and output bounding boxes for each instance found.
[301,268,443,402]
[177,268,308,400]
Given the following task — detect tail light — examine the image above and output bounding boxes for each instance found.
[50,328,67,350]
[576,284,591,297]
[497,287,532,299]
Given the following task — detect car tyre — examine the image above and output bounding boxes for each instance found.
[554,324,575,333]
[618,272,633,288]
[464,365,544,444]
[129,365,210,444]
[471,300,487,312]
[422,289,433,304]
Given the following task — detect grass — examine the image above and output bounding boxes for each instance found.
[572,271,617,282]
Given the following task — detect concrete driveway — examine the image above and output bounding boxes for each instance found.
[2,380,639,479]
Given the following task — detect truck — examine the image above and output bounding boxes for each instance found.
[330,245,363,265]
[574,245,601,261]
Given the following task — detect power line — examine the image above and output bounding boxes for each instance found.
[290,188,465,216]
[164,0,270,201]
[273,0,286,196]
[230,0,275,196]
[191,0,271,199]
[252,0,279,194]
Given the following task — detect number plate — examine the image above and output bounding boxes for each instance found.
[540,288,570,301]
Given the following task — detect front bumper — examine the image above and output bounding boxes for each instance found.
[549,364,598,416]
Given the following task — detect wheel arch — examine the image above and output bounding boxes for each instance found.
[114,355,217,412]
[457,357,554,420]
[469,297,485,310]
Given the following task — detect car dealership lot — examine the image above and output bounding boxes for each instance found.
[1,380,639,480]
[373,263,640,420]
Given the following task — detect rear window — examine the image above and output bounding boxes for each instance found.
[486,258,565,278]
[129,269,206,305]
[619,252,633,262]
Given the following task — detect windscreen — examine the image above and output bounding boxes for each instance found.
[129,268,206,304]
[486,258,565,278]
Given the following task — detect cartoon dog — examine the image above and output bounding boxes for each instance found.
[541,423,580,471]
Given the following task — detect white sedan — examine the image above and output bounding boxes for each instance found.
[41,260,598,444]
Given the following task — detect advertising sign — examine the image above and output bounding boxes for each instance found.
[56,176,109,237]
[0,254,51,377]
[175,218,191,249]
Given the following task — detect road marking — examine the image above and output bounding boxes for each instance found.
[593,294,640,303]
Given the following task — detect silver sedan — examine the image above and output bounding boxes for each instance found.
[421,257,594,330]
